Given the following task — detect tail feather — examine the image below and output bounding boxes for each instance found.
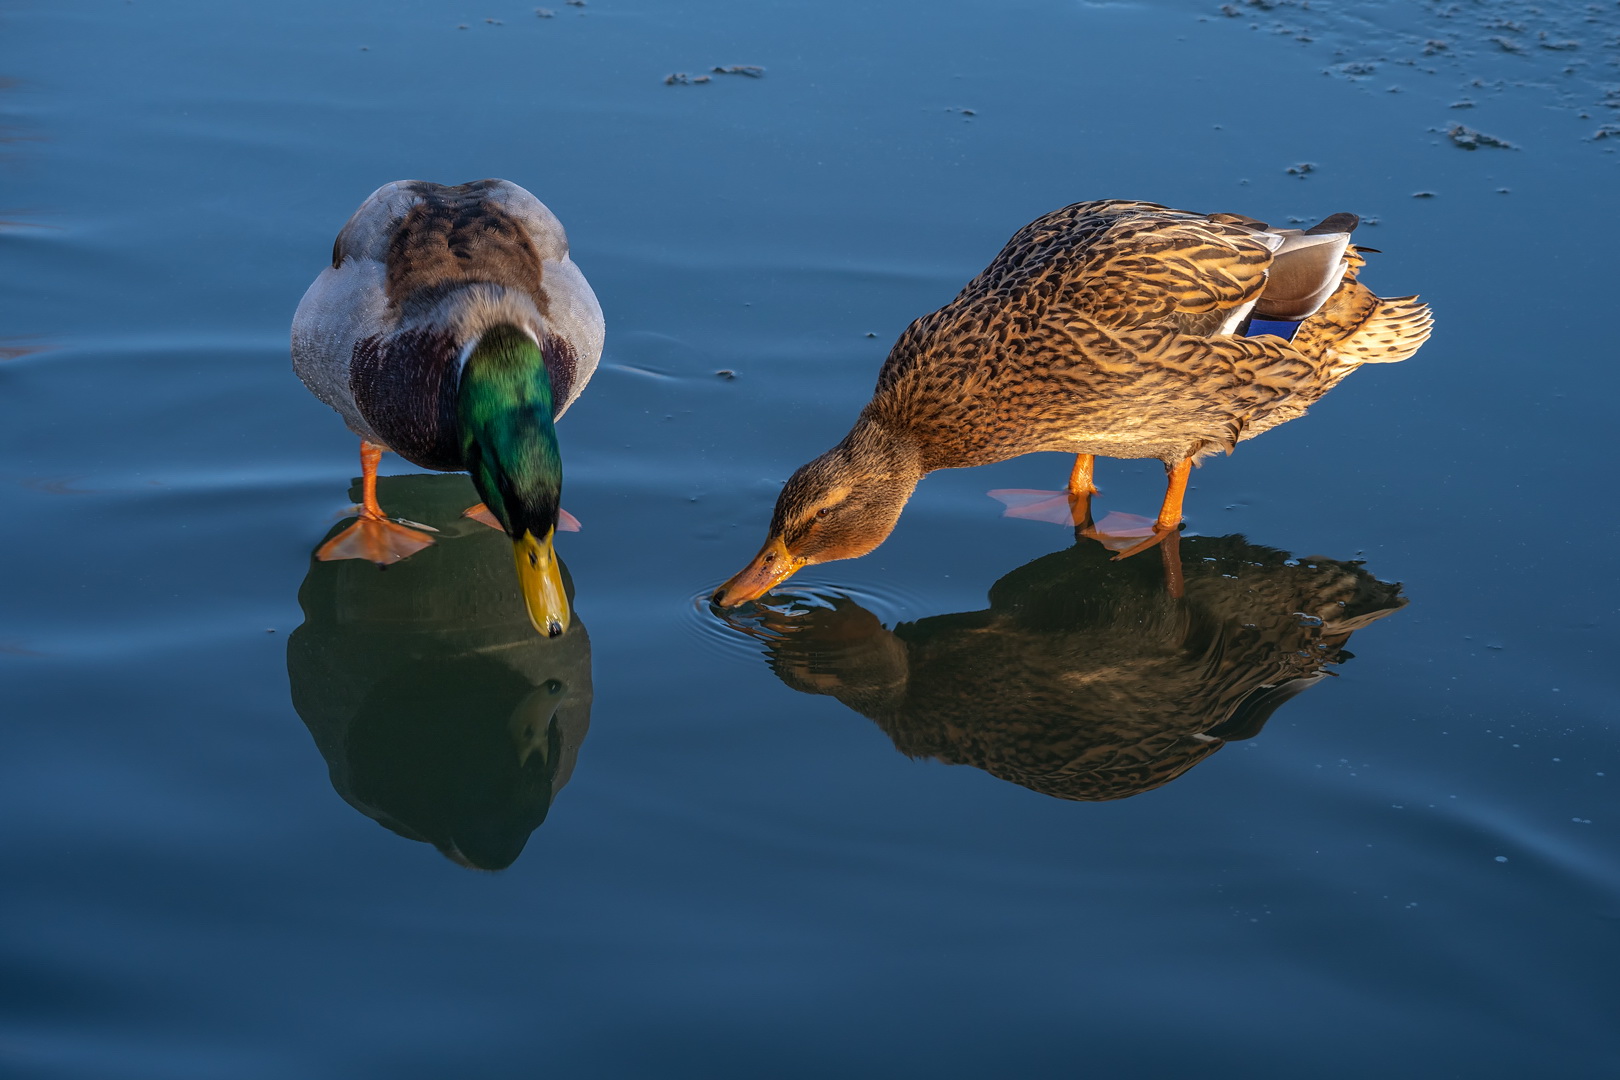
[1331,293,1433,365]
[1293,260,1434,372]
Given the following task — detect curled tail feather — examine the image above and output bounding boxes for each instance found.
[1332,293,1433,365]
[1293,254,1433,372]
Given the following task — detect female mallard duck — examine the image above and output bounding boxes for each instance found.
[292,179,603,637]
[714,200,1431,606]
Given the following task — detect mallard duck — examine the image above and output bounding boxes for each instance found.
[741,533,1404,801]
[289,474,593,870]
[714,200,1432,605]
[292,179,603,636]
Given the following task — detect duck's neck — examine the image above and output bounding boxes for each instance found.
[457,324,560,537]
[842,410,927,485]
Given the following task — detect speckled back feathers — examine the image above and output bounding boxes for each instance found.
[867,200,1432,467]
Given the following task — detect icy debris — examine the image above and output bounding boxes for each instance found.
[1446,124,1516,149]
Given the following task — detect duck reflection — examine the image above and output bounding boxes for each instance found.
[733,533,1403,801]
[288,474,591,869]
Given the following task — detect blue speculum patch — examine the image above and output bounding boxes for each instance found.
[1244,317,1302,341]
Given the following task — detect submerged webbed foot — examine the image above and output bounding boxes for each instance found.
[1068,510,1148,549]
[988,489,1093,527]
[463,504,581,532]
[1106,519,1184,561]
[1078,512,1185,596]
[463,502,502,530]
[1105,458,1191,562]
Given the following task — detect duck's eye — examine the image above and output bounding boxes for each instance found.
[816,506,835,519]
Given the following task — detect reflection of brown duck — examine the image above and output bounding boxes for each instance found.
[749,534,1403,801]
[287,474,592,869]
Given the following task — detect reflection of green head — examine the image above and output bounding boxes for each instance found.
[346,652,567,871]
[458,324,570,637]
[289,473,595,871]
[458,324,560,540]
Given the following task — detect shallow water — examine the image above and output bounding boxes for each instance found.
[3,1,1618,1077]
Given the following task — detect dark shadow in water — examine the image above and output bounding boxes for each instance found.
[288,474,591,869]
[722,532,1404,801]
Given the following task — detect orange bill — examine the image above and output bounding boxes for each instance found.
[713,537,803,607]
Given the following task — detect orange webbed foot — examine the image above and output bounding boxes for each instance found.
[1079,510,1154,547]
[463,504,582,532]
[463,503,502,530]
[316,514,437,564]
[1068,510,1165,556]
[1106,517,1185,561]
[1108,458,1192,560]
[988,489,1091,526]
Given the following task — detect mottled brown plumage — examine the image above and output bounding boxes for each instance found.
[715,200,1432,604]
[873,201,1427,463]
[748,533,1404,801]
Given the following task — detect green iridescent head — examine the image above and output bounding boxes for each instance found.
[458,324,569,638]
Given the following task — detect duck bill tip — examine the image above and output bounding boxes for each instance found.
[513,529,570,637]
[713,538,800,607]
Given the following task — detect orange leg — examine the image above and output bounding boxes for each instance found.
[1111,457,1191,561]
[1068,453,1097,497]
[1156,457,1192,531]
[357,441,385,517]
[315,440,436,564]
[1065,453,1099,530]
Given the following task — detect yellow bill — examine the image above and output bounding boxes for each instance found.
[514,528,570,638]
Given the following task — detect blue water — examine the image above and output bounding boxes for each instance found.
[3,0,1618,1076]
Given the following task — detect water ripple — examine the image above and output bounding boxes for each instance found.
[682,577,929,666]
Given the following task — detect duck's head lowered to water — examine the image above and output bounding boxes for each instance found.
[459,323,571,637]
[714,417,923,607]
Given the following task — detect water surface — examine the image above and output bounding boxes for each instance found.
[2,1,1617,1077]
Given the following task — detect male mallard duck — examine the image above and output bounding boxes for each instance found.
[742,533,1405,801]
[292,179,602,637]
[714,200,1431,605]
